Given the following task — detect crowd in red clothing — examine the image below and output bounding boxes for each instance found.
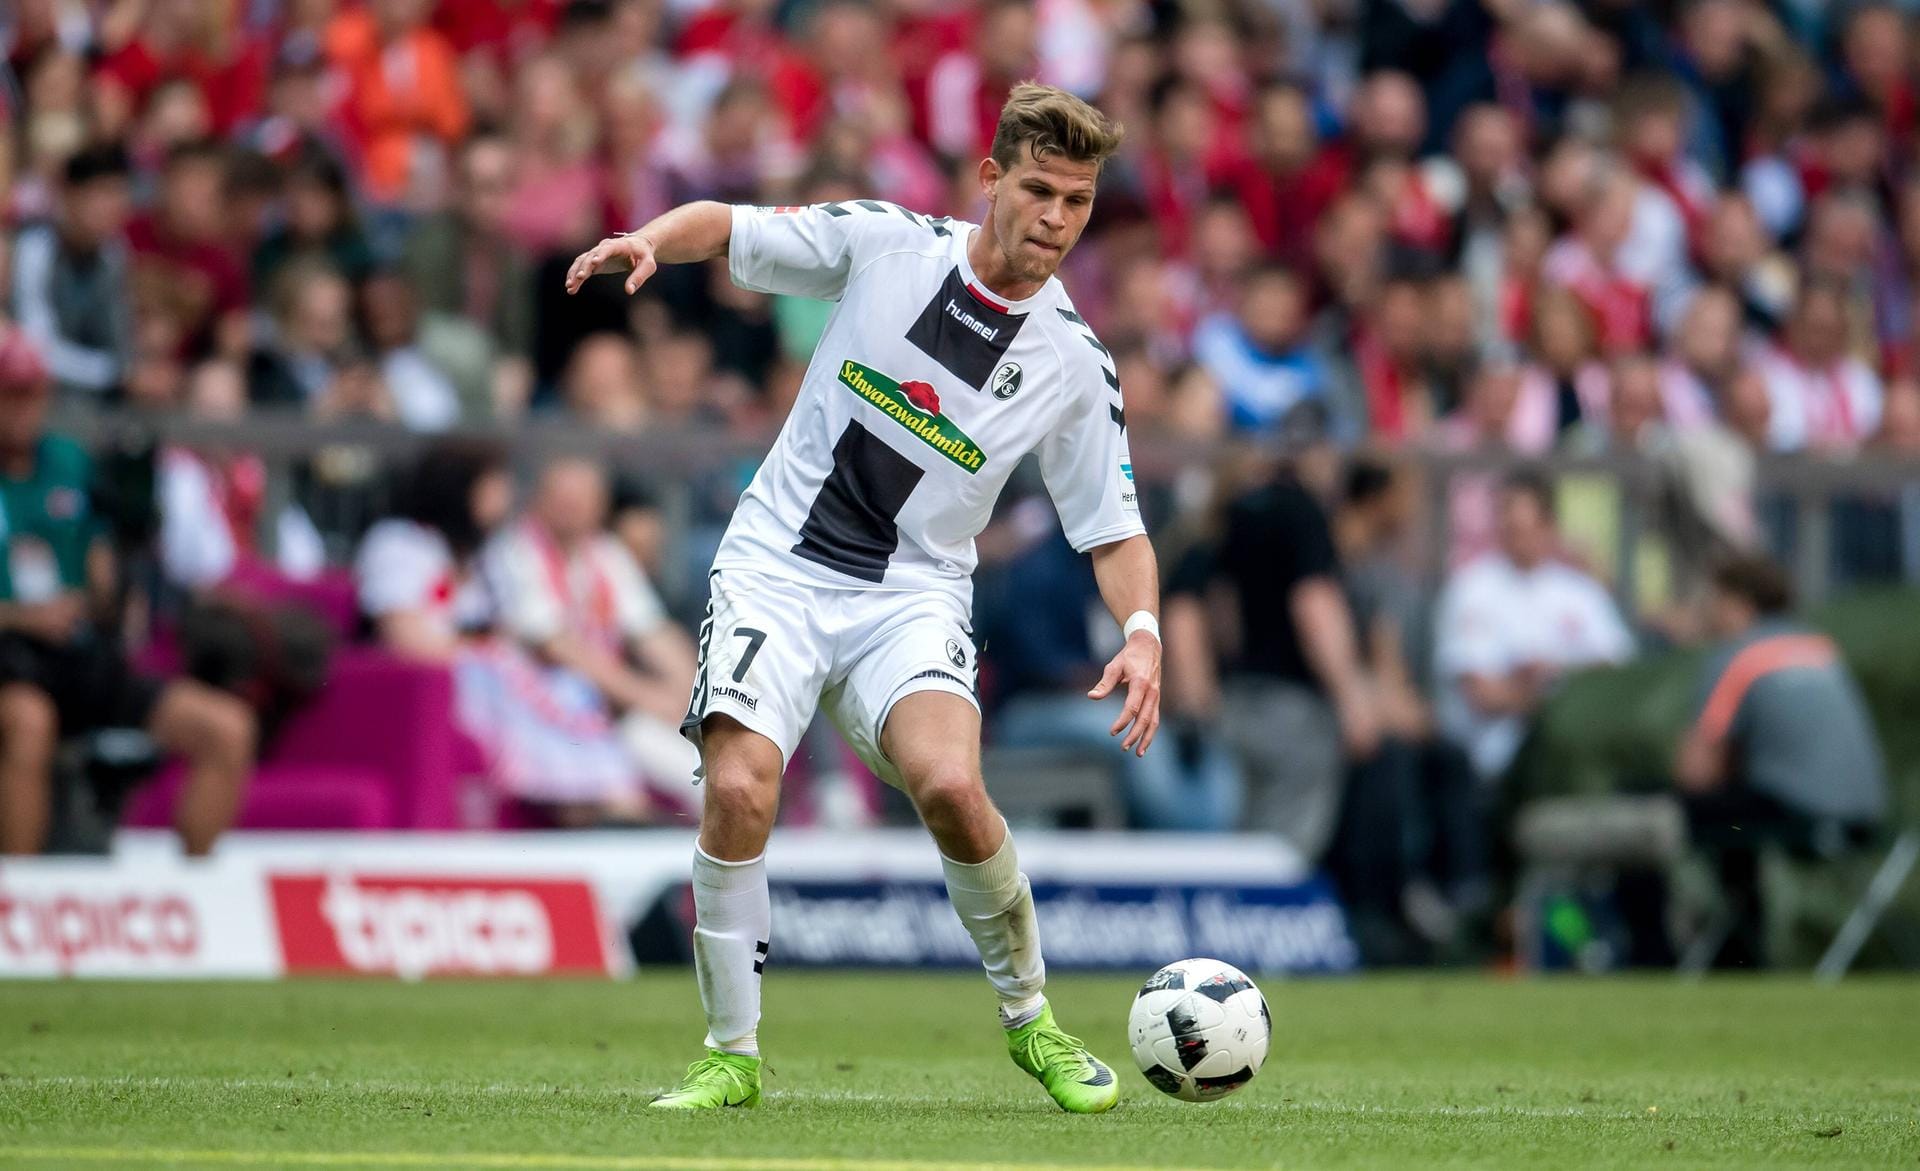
[5,0,1920,476]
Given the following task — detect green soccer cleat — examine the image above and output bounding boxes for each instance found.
[649,1050,762,1109]
[1006,1005,1119,1114]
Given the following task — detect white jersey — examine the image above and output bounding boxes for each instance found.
[713,200,1144,604]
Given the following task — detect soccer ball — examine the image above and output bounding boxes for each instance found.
[1127,958,1270,1102]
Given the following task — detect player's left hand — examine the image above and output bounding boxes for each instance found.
[1089,631,1162,756]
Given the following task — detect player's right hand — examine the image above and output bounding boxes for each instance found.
[565,233,659,296]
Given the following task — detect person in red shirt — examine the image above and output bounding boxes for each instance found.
[126,140,250,363]
[1351,263,1439,444]
[1134,77,1219,260]
[1220,82,1350,266]
[93,0,270,139]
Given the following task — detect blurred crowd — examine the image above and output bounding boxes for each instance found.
[1,0,1915,966]
[3,0,1920,464]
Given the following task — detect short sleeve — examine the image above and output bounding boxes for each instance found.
[355,521,449,617]
[728,203,872,301]
[1038,355,1146,554]
[597,537,668,639]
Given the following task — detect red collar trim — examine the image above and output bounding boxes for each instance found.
[965,281,1011,314]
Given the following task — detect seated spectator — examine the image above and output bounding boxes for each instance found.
[983,507,1241,832]
[1541,162,1653,356]
[1191,263,1337,436]
[1348,263,1439,445]
[10,144,134,399]
[1673,556,1887,967]
[159,359,326,593]
[562,332,649,432]
[1515,286,1613,451]
[0,327,255,856]
[1660,285,1745,432]
[1434,470,1637,781]
[358,270,462,431]
[501,54,605,256]
[400,131,535,417]
[1563,352,1667,456]
[485,458,701,816]
[1436,363,1528,566]
[1421,271,1482,418]
[1216,82,1348,267]
[251,150,377,291]
[356,440,646,825]
[324,0,470,209]
[248,259,355,409]
[126,140,249,363]
[1700,193,1796,333]
[91,0,269,140]
[1756,280,1884,452]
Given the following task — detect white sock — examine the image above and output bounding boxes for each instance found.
[691,845,769,1056]
[941,822,1047,1029]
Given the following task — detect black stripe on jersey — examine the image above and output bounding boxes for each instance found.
[1111,404,1127,430]
[791,421,926,584]
[907,267,1026,389]
[1056,306,1114,358]
[1103,366,1119,391]
[824,202,853,216]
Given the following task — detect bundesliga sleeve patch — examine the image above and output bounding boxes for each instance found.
[836,360,988,473]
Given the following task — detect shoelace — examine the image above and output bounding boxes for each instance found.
[1015,1025,1093,1075]
[676,1054,751,1093]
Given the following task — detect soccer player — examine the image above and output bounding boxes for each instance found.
[566,84,1160,1112]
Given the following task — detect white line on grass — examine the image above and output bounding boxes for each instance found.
[0,1148,1227,1171]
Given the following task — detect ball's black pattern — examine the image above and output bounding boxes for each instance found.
[1165,994,1212,1071]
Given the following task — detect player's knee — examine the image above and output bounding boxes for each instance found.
[0,685,57,758]
[908,763,988,825]
[702,759,778,831]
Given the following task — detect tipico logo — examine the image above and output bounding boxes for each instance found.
[838,360,987,474]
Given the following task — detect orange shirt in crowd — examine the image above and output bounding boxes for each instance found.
[326,10,470,204]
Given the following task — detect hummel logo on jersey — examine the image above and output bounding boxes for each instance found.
[838,360,988,473]
[907,268,1024,388]
[946,299,998,341]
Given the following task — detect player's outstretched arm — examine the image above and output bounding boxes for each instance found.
[564,200,735,296]
[1087,534,1163,756]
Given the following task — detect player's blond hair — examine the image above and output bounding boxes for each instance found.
[989,83,1125,172]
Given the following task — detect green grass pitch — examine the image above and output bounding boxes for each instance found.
[2,973,1915,1169]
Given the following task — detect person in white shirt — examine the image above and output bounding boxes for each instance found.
[565,83,1157,1112]
[484,458,701,816]
[1435,471,1637,780]
[1756,281,1883,452]
[355,442,643,822]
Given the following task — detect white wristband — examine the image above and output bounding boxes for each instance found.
[1122,610,1160,643]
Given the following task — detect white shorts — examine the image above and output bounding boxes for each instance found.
[680,568,979,787]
